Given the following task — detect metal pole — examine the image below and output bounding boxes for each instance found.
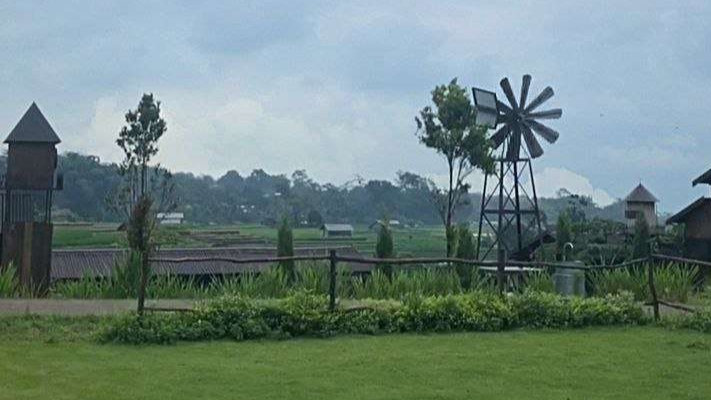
[476,172,488,259]
[497,159,506,293]
[513,159,523,252]
[527,160,543,237]
[329,249,337,311]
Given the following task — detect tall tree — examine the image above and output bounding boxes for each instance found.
[113,93,171,312]
[277,216,295,282]
[632,213,651,259]
[375,220,395,278]
[455,224,476,288]
[416,79,493,256]
[556,212,573,260]
[112,93,172,217]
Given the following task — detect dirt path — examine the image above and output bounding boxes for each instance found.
[0,299,196,316]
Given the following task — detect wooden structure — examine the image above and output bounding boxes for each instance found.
[624,183,658,229]
[1,103,61,294]
[320,223,354,238]
[667,168,711,261]
[475,75,562,261]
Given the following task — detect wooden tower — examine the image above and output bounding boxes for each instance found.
[1,103,61,294]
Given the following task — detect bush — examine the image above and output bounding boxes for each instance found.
[100,291,646,344]
[662,307,711,334]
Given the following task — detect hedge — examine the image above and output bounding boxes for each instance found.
[100,291,647,344]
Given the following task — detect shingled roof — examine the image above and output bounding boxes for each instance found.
[5,102,61,144]
[51,246,370,280]
[666,197,711,225]
[625,183,658,203]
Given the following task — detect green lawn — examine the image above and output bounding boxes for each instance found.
[1,326,710,399]
[52,223,449,257]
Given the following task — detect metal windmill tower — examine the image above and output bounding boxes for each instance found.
[472,75,562,261]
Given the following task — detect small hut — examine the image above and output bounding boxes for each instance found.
[667,168,711,261]
[320,223,354,238]
[624,183,658,229]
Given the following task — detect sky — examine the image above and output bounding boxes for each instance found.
[1,0,709,212]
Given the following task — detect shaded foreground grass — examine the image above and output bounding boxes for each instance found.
[1,326,710,399]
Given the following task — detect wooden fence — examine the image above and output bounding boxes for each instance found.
[145,251,711,319]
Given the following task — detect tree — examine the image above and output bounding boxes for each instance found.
[127,196,155,313]
[277,216,295,281]
[416,79,493,256]
[455,224,476,288]
[113,93,171,312]
[111,94,173,218]
[632,213,651,259]
[375,220,395,278]
[556,212,573,260]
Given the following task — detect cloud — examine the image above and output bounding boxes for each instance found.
[534,167,614,207]
[1,0,711,211]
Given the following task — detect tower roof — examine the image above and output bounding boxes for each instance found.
[692,167,711,187]
[4,102,61,144]
[625,183,658,203]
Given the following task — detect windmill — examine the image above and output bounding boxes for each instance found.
[472,75,562,261]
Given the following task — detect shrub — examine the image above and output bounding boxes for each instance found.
[100,291,646,345]
[662,307,711,334]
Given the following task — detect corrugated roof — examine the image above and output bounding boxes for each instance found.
[666,197,711,225]
[692,168,711,187]
[624,183,658,203]
[51,246,370,280]
[321,224,354,232]
[5,103,61,144]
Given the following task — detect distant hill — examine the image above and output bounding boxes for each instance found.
[1,152,627,226]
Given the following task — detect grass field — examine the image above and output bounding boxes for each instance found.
[1,325,710,399]
[52,223,449,257]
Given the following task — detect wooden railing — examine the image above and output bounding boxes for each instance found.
[144,251,710,318]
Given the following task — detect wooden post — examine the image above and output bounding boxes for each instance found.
[329,249,337,311]
[647,260,660,321]
[497,248,506,294]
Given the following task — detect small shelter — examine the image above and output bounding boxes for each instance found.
[369,219,401,230]
[667,168,711,260]
[624,183,658,229]
[157,212,184,225]
[320,223,354,238]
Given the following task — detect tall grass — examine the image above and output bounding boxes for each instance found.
[0,263,19,298]
[589,262,699,303]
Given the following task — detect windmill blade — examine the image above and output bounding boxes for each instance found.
[522,125,544,158]
[497,100,513,115]
[489,125,510,149]
[499,78,519,110]
[523,86,554,113]
[525,120,559,144]
[520,75,532,109]
[526,108,562,120]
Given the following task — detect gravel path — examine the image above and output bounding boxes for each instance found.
[0,299,196,316]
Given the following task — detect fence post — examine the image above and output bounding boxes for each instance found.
[647,257,660,321]
[329,249,337,312]
[497,248,506,294]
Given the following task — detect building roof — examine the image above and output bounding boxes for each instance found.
[157,213,184,219]
[320,223,354,232]
[692,168,711,187]
[666,197,711,225]
[51,246,369,280]
[624,183,658,203]
[5,103,61,144]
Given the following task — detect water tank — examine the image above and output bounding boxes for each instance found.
[552,261,586,296]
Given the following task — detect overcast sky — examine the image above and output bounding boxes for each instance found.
[1,1,709,211]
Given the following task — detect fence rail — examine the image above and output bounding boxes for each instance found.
[142,251,708,318]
